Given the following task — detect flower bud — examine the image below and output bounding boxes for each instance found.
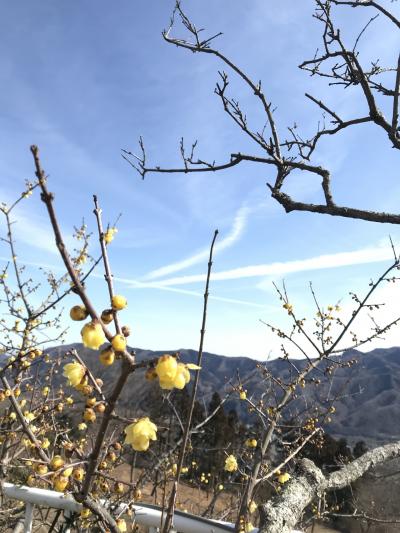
[73,467,84,481]
[101,309,114,324]
[86,397,96,408]
[121,325,131,337]
[99,347,115,366]
[69,305,89,321]
[95,403,106,414]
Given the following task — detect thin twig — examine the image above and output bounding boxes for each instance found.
[162,229,218,532]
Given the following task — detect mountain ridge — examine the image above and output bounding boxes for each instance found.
[47,343,400,446]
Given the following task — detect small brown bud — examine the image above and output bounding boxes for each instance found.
[121,325,131,337]
[101,309,114,325]
[95,402,106,414]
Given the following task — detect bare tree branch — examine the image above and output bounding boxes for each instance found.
[125,0,400,225]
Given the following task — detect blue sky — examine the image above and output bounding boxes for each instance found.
[1,0,400,359]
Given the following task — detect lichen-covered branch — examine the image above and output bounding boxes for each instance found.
[258,441,400,533]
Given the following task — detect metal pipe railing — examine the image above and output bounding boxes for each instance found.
[2,482,303,533]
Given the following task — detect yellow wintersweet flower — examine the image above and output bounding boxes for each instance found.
[277,472,291,484]
[78,423,87,431]
[62,466,73,478]
[245,438,257,448]
[50,455,65,470]
[35,464,48,476]
[80,508,91,518]
[83,408,96,423]
[283,302,293,313]
[239,389,247,400]
[76,253,87,265]
[104,227,118,244]
[53,475,69,492]
[112,295,127,311]
[224,455,238,472]
[111,334,127,352]
[155,355,200,390]
[41,438,50,449]
[81,322,106,350]
[116,518,127,532]
[24,412,35,422]
[124,417,157,452]
[249,500,257,514]
[156,355,178,382]
[63,362,86,388]
[172,363,191,390]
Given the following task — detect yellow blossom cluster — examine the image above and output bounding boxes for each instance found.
[63,362,86,388]
[224,455,238,472]
[304,417,318,432]
[277,471,291,484]
[238,515,254,532]
[153,355,200,390]
[47,455,80,492]
[248,500,257,514]
[104,227,118,244]
[282,302,293,313]
[124,417,157,452]
[200,472,211,483]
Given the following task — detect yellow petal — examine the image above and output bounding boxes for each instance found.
[173,372,186,390]
[155,355,178,381]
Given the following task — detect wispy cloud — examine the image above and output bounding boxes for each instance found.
[145,244,396,287]
[113,275,266,308]
[0,184,76,256]
[0,253,265,309]
[142,206,250,280]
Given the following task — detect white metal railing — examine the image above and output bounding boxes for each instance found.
[2,482,303,533]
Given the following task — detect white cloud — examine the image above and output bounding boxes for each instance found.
[146,243,396,287]
[142,205,250,280]
[113,275,266,309]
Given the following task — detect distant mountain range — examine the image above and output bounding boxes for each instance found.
[47,344,400,446]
